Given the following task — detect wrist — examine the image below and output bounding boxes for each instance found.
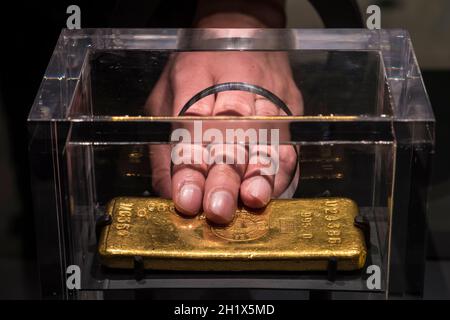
[194,0,286,28]
[196,12,268,28]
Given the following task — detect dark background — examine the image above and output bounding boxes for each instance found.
[0,0,449,299]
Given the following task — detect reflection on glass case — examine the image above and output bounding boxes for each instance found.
[28,29,434,299]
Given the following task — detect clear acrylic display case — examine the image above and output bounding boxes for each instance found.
[28,29,435,299]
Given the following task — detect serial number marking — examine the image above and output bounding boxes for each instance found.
[325,200,342,244]
[115,202,133,236]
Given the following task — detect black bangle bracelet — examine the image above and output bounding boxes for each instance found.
[178,82,293,116]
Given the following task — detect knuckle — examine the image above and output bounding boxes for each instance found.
[215,94,254,116]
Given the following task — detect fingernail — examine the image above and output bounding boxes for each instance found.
[248,176,271,206]
[208,190,235,223]
[177,184,202,214]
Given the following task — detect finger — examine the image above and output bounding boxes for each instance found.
[168,54,216,215]
[203,163,243,225]
[273,86,302,197]
[149,145,172,198]
[171,166,206,216]
[206,83,255,222]
[273,145,299,197]
[254,97,280,116]
[202,142,247,224]
[284,86,304,116]
[239,97,279,207]
[213,91,255,116]
[147,69,173,197]
[171,143,209,216]
[240,144,277,208]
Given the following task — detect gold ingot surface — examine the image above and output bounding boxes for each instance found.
[98,197,366,271]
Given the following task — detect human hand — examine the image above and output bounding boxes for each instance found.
[146,9,302,225]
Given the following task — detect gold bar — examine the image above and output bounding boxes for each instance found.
[98,197,367,271]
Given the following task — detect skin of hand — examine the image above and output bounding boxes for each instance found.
[146,11,303,225]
